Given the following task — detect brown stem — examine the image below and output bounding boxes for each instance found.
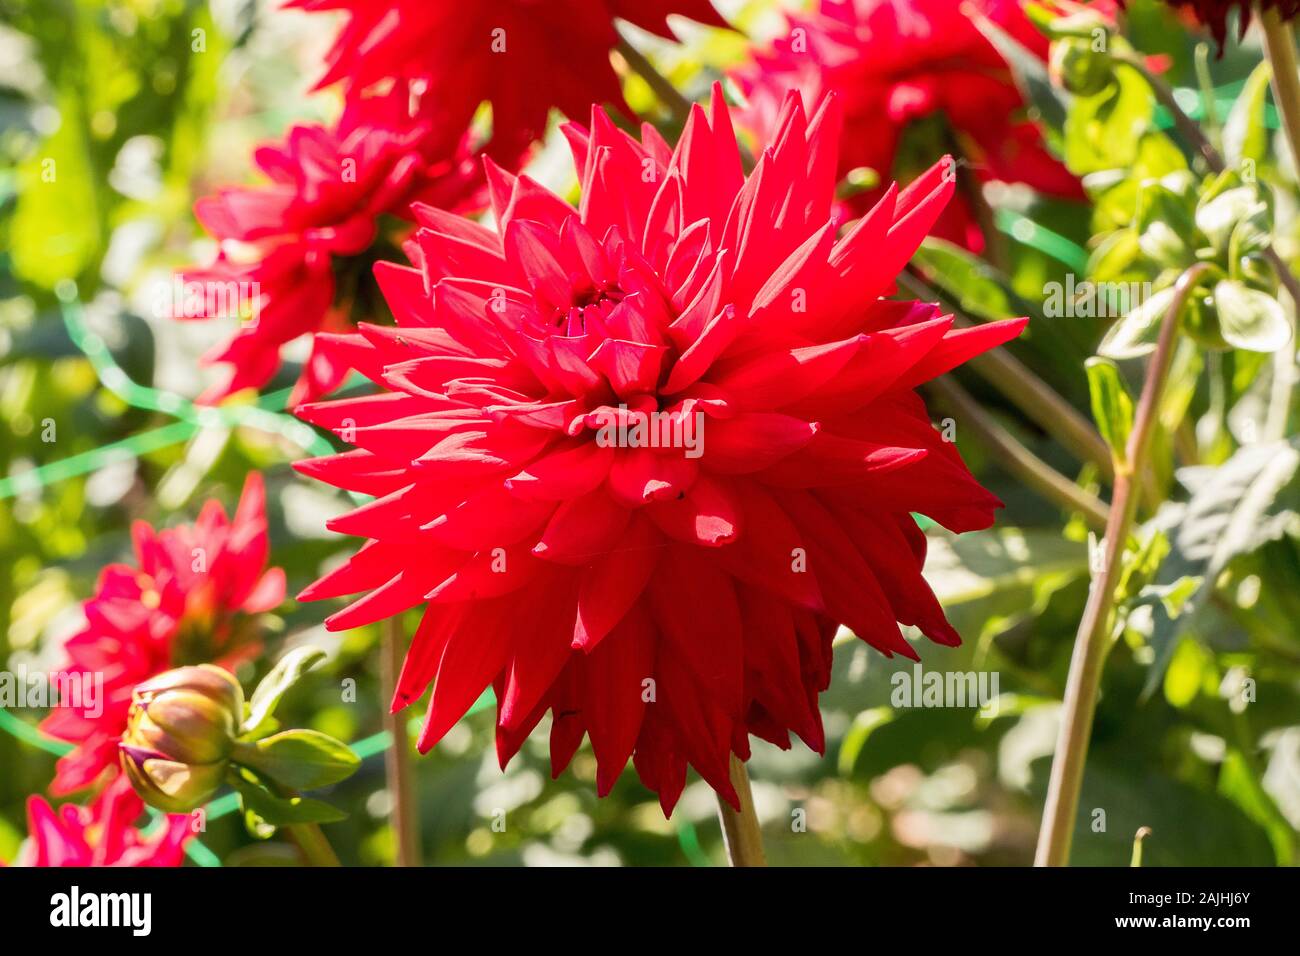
[1116,52,1224,169]
[899,271,1116,482]
[382,616,421,867]
[614,33,691,124]
[1261,6,1300,171]
[928,376,1110,531]
[1034,264,1209,867]
[1260,7,1300,438]
[717,755,767,867]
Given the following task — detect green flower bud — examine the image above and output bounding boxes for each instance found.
[119,664,244,813]
[1050,37,1113,97]
[120,747,228,814]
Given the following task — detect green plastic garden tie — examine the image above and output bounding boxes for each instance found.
[0,285,335,500]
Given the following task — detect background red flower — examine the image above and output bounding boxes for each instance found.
[14,776,190,867]
[40,475,283,795]
[287,0,729,158]
[734,0,1083,251]
[181,90,484,403]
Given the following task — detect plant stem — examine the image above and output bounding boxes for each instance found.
[288,822,342,867]
[1117,51,1224,170]
[1260,6,1300,439]
[945,130,1007,271]
[614,32,691,124]
[1261,6,1300,171]
[1034,264,1208,867]
[928,376,1110,531]
[717,755,766,867]
[1193,43,1219,135]
[899,271,1116,482]
[382,616,421,867]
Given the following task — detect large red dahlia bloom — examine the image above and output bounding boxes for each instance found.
[14,777,190,867]
[294,86,1024,813]
[182,91,482,404]
[735,0,1082,251]
[287,0,728,157]
[41,474,283,795]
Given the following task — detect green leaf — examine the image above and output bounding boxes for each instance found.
[1162,636,1213,708]
[968,7,1069,129]
[922,527,1089,608]
[838,707,895,775]
[1136,174,1197,268]
[1141,440,1300,692]
[1064,68,1154,175]
[10,96,101,288]
[1219,748,1296,866]
[912,238,1017,321]
[235,730,361,791]
[1055,754,1277,865]
[1212,280,1292,353]
[1196,186,1270,256]
[1116,529,1172,607]
[1098,286,1175,358]
[1223,61,1273,170]
[1085,357,1135,462]
[244,646,328,736]
[228,768,347,829]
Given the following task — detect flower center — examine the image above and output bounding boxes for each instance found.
[549,282,626,336]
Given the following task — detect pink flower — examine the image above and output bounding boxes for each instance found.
[40,474,284,795]
[15,776,190,867]
[293,85,1024,814]
[181,90,483,403]
[735,0,1082,250]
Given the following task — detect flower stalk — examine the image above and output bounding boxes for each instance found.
[614,32,692,123]
[717,755,767,867]
[1260,5,1300,169]
[382,616,421,867]
[288,822,342,867]
[1034,264,1209,867]
[898,271,1116,482]
[1259,5,1300,439]
[928,376,1110,531]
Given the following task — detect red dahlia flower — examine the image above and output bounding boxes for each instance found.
[294,85,1025,813]
[41,474,283,795]
[14,776,190,867]
[287,0,728,158]
[734,0,1082,251]
[182,90,482,404]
